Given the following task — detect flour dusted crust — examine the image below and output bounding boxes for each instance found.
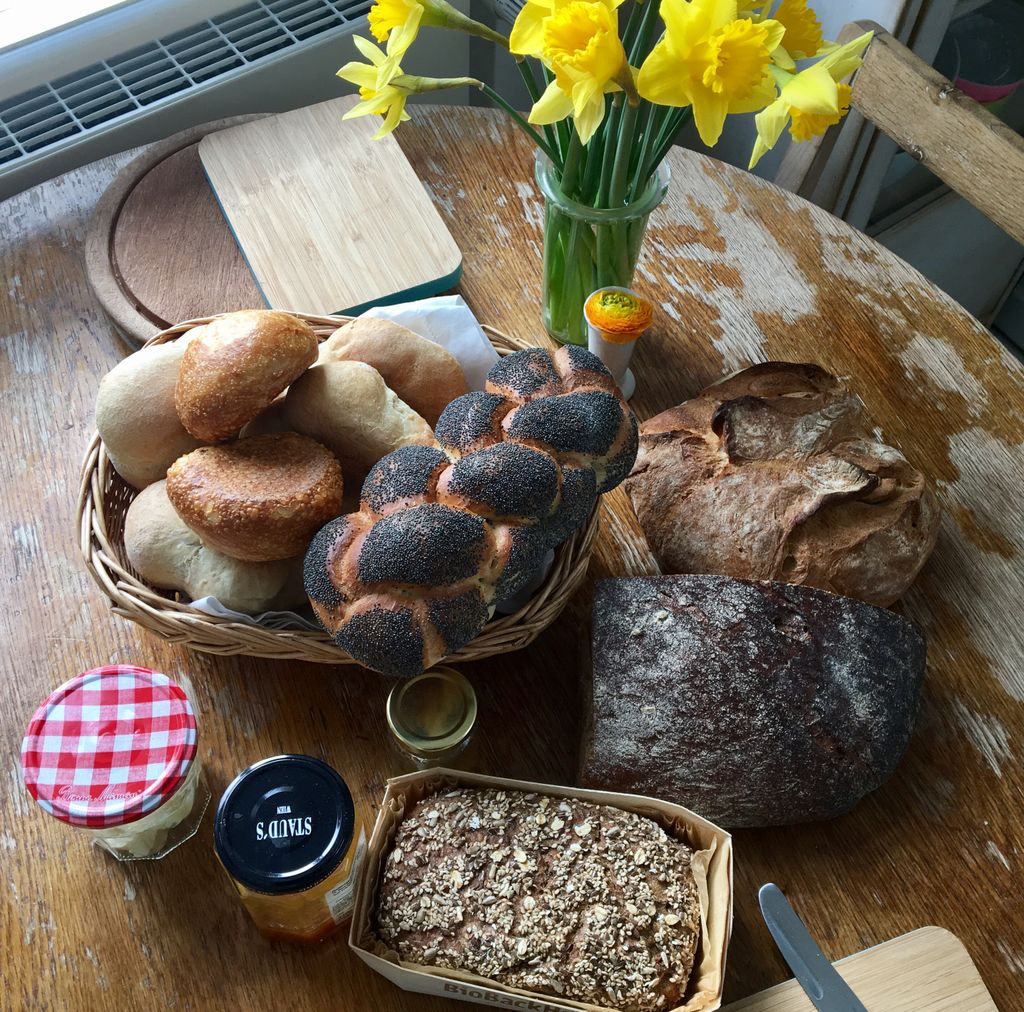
[579,575,927,827]
[624,362,941,607]
[375,788,701,1012]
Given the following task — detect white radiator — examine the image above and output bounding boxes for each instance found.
[0,0,470,199]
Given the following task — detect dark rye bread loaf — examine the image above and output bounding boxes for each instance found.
[579,575,926,827]
[304,346,638,677]
[375,788,701,1012]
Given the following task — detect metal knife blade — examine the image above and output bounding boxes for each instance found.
[758,883,869,1012]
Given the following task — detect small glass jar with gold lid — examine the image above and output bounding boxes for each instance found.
[214,755,364,943]
[386,666,477,770]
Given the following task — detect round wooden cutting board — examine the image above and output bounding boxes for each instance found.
[84,117,269,346]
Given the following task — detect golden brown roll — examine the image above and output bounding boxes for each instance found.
[166,432,343,561]
[175,310,318,441]
[318,317,468,425]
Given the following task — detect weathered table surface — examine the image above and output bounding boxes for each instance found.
[2,105,1022,1011]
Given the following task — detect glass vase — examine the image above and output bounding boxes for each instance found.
[535,151,670,346]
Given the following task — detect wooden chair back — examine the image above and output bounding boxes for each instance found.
[775,19,1024,246]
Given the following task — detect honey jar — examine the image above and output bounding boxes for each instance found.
[386,666,477,770]
[214,755,364,943]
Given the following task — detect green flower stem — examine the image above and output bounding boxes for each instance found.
[515,58,561,162]
[609,101,639,206]
[596,95,624,207]
[644,106,692,181]
[578,97,607,202]
[477,83,559,165]
[620,0,647,56]
[627,102,657,201]
[628,0,662,65]
[608,100,640,281]
[560,132,584,196]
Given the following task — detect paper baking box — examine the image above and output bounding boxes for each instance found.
[349,768,733,1012]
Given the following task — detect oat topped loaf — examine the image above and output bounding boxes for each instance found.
[374,788,702,1012]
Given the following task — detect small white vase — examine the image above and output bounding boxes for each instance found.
[583,286,653,400]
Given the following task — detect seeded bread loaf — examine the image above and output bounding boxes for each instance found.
[304,346,639,677]
[375,788,701,1012]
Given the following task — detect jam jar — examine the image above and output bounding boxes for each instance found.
[386,666,478,770]
[214,755,365,943]
[20,665,209,860]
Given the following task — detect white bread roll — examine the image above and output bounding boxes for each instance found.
[124,481,305,613]
[284,360,433,484]
[95,340,204,489]
[318,317,468,425]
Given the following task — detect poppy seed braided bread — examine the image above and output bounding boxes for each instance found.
[304,345,638,677]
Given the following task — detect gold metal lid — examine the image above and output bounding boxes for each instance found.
[386,666,477,760]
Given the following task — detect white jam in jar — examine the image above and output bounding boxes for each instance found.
[21,665,209,861]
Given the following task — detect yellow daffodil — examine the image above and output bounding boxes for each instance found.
[368,0,509,53]
[510,0,624,57]
[743,0,834,70]
[337,36,481,139]
[748,29,872,168]
[637,0,786,148]
[337,36,411,137]
[368,0,423,53]
[528,0,634,144]
[772,0,823,58]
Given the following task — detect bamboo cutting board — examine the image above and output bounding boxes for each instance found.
[198,96,462,315]
[723,927,997,1011]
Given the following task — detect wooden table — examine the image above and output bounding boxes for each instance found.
[2,106,1022,1011]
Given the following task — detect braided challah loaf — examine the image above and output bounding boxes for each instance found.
[304,345,638,677]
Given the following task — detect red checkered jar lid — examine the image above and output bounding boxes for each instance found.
[21,665,198,829]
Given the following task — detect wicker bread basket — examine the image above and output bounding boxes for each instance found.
[77,313,599,665]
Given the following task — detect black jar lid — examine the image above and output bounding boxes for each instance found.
[214,755,354,895]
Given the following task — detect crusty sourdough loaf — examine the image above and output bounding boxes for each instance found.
[166,432,343,562]
[95,339,204,489]
[124,481,305,613]
[579,575,927,827]
[318,317,469,426]
[304,346,639,677]
[375,788,701,1012]
[175,310,318,442]
[624,362,940,607]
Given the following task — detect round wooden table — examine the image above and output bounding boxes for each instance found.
[1,105,1022,1011]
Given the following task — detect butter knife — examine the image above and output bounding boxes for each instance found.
[758,883,869,1012]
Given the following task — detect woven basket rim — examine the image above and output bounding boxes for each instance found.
[78,311,598,665]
